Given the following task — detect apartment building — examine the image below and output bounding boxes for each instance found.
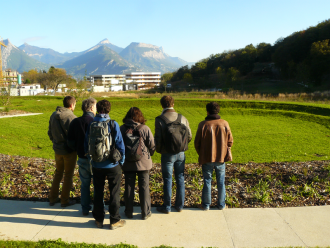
[125,72,161,90]
[2,69,21,84]
[88,72,160,91]
[89,74,126,86]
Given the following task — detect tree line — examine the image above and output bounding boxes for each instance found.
[162,19,330,90]
[22,66,88,91]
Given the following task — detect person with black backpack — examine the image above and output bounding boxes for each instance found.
[154,95,192,214]
[120,107,155,220]
[84,100,126,230]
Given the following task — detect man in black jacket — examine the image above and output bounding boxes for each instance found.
[67,98,97,215]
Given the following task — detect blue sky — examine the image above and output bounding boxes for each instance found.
[2,0,330,63]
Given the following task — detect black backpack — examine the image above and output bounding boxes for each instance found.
[157,114,189,154]
[123,124,144,162]
[87,120,119,162]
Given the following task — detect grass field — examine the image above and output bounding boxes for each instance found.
[1,96,330,163]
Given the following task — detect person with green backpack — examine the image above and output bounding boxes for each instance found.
[120,107,155,220]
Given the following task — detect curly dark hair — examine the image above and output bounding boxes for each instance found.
[123,107,146,124]
[160,95,174,108]
[206,101,220,114]
[96,100,111,114]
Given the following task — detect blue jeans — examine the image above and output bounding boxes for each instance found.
[77,158,92,213]
[202,162,226,209]
[161,152,185,211]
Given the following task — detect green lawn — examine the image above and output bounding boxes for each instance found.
[1,96,329,163]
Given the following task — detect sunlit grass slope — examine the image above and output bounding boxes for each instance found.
[1,96,329,163]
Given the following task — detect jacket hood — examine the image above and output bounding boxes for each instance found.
[55,106,73,120]
[124,119,140,128]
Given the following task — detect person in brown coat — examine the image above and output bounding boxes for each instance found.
[120,107,156,220]
[194,102,233,210]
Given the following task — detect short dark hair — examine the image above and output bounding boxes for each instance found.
[206,102,220,114]
[160,95,174,108]
[81,98,97,112]
[96,100,111,114]
[63,96,76,108]
[123,107,146,124]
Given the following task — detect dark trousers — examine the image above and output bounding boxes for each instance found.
[124,170,151,218]
[92,165,122,224]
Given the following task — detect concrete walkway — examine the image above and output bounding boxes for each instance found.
[0,113,43,118]
[0,200,329,247]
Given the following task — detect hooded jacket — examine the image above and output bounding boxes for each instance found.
[48,106,77,155]
[120,119,156,171]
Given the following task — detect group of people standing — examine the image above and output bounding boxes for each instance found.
[47,95,233,230]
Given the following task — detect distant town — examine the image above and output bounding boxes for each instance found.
[0,69,161,96]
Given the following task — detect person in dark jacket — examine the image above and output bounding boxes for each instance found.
[84,100,126,230]
[67,98,97,215]
[120,107,156,220]
[48,96,77,207]
[154,95,192,214]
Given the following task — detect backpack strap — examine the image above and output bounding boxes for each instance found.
[176,114,183,123]
[157,114,171,124]
[109,119,116,148]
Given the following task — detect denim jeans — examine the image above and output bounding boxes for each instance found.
[161,152,185,211]
[77,158,92,213]
[202,162,226,209]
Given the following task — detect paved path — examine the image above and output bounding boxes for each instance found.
[0,200,329,247]
[0,113,43,118]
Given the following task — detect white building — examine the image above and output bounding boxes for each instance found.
[88,72,160,91]
[125,72,161,90]
[19,84,44,96]
[89,75,126,86]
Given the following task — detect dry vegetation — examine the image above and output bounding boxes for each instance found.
[1,154,329,208]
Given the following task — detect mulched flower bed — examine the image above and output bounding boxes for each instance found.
[0,153,329,208]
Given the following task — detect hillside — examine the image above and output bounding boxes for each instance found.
[166,19,330,93]
[1,39,49,72]
[58,45,137,77]
[120,42,189,73]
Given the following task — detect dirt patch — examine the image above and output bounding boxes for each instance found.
[0,153,329,208]
[0,110,32,116]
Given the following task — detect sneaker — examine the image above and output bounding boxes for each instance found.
[95,220,103,228]
[156,206,170,214]
[197,204,209,211]
[110,220,126,230]
[125,212,133,219]
[49,198,60,206]
[61,200,76,207]
[174,206,183,212]
[217,204,228,210]
[142,211,152,220]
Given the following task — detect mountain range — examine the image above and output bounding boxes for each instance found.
[1,38,193,77]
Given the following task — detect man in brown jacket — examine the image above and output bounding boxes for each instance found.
[194,101,233,210]
[48,96,77,207]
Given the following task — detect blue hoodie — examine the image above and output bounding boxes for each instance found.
[84,113,125,168]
